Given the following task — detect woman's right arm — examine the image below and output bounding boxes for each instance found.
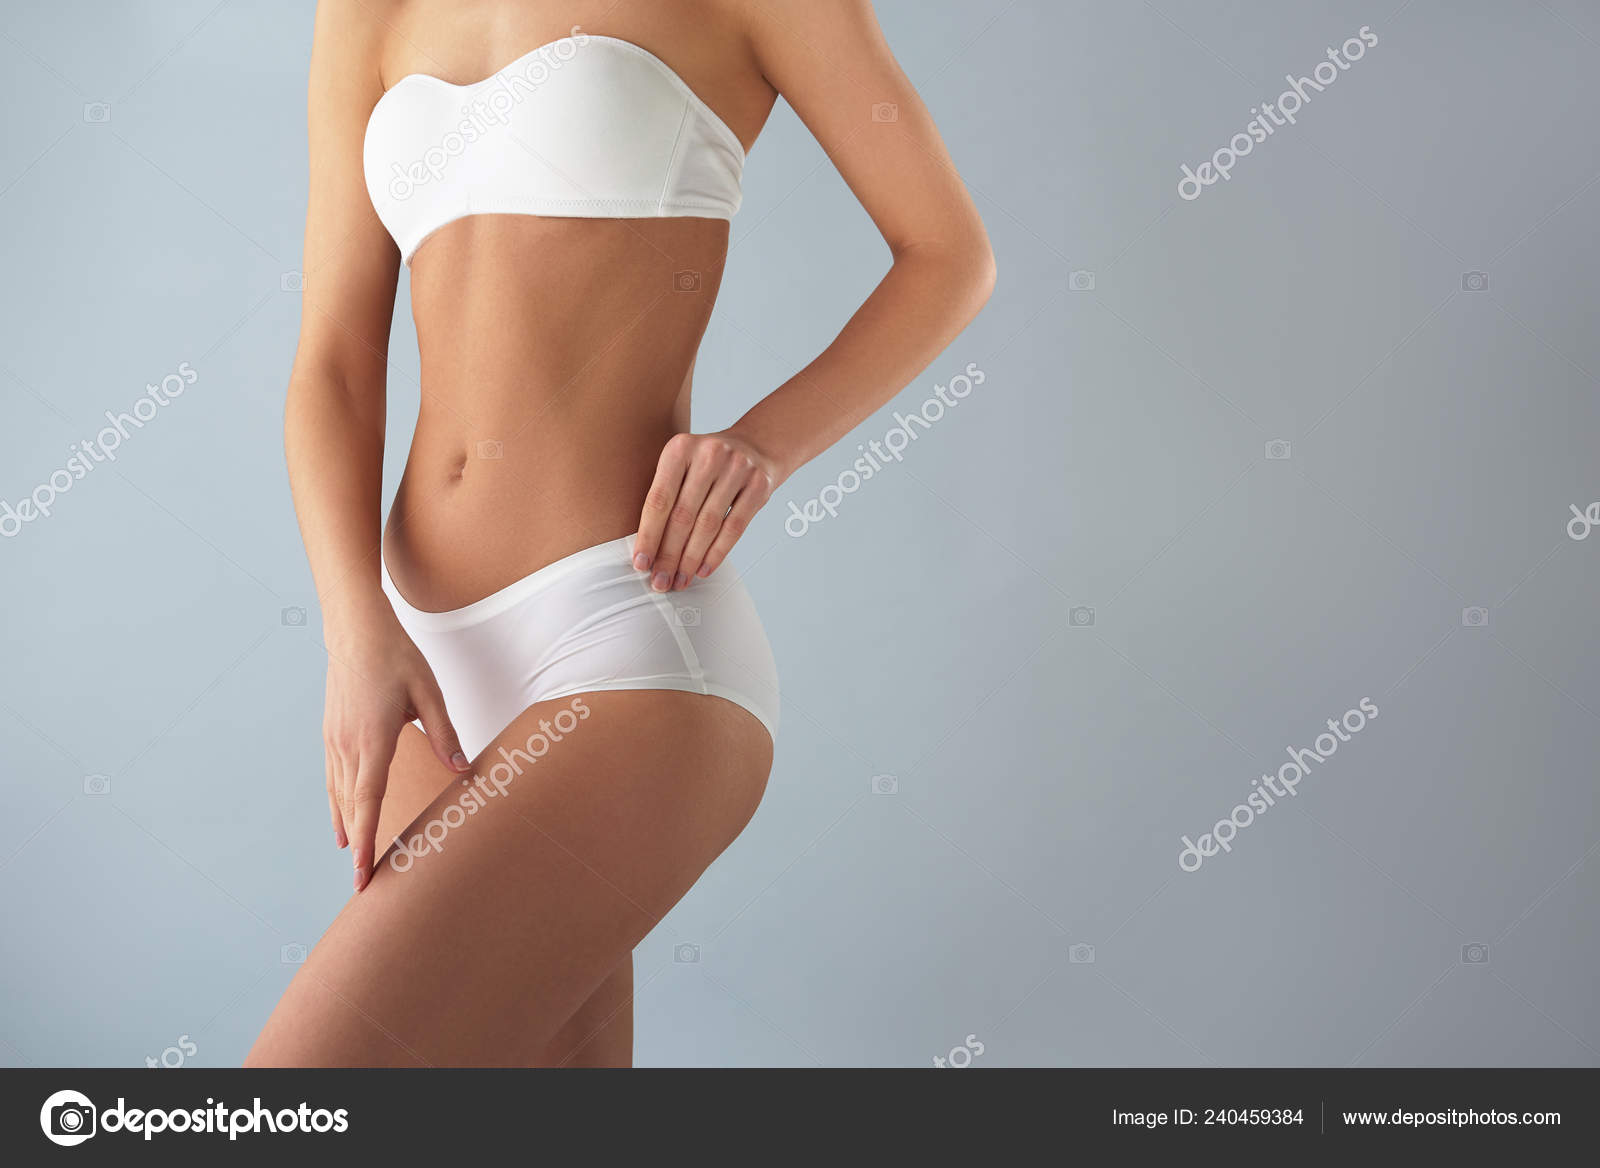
[288,0,470,893]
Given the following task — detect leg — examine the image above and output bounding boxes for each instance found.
[373,727,637,1067]
[246,689,770,1066]
[540,955,634,1067]
[372,723,457,850]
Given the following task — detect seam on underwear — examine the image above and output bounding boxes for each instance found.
[656,98,693,213]
[594,37,747,161]
[636,574,707,695]
[398,196,737,264]
[535,679,776,742]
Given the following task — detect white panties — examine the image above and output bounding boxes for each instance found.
[381,534,779,758]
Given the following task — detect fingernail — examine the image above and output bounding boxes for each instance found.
[697,563,713,577]
[335,832,345,848]
[674,572,689,589]
[354,870,363,892]
[633,553,651,571]
[451,750,469,770]
[652,572,670,591]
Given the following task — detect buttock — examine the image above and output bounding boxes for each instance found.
[379,533,779,759]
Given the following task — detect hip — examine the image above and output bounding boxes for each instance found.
[380,531,780,758]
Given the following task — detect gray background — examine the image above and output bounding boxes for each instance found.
[1,0,1596,1067]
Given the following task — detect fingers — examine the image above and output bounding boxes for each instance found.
[349,744,396,892]
[650,450,720,592]
[678,469,746,583]
[327,752,347,850]
[633,436,691,583]
[320,635,459,891]
[697,479,767,580]
[635,433,778,590]
[412,681,472,774]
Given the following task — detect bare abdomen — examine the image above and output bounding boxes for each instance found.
[382,215,729,611]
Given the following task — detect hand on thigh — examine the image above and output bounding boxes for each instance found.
[247,690,770,1067]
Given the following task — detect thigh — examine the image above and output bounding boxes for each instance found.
[374,723,457,850]
[381,726,636,1067]
[246,690,771,1067]
[539,955,633,1067]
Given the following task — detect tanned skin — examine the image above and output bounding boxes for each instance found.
[249,0,993,1066]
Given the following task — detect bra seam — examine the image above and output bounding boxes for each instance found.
[399,197,738,264]
[595,37,746,162]
[656,98,694,214]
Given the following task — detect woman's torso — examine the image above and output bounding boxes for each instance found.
[374,0,776,610]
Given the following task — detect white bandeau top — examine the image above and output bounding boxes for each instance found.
[363,34,745,264]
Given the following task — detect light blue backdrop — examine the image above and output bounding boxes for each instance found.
[2,0,1597,1066]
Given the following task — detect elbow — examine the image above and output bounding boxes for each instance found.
[888,227,996,320]
[949,209,997,313]
[970,237,997,309]
[952,230,996,322]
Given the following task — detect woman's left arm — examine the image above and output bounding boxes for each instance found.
[632,0,995,591]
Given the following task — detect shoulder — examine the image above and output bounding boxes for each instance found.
[730,0,883,40]
[723,0,893,80]
[310,0,403,72]
[308,0,405,98]
[313,0,404,38]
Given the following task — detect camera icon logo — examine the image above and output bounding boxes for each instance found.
[674,606,701,627]
[281,606,307,627]
[40,1090,97,1146]
[673,269,701,292]
[83,102,111,123]
[280,271,306,293]
[475,439,504,460]
[1068,943,1096,964]
[1265,439,1292,460]
[870,102,899,123]
[674,943,700,964]
[1068,606,1095,628]
[281,943,307,965]
[1461,606,1489,628]
[871,773,898,795]
[1461,271,1489,292]
[83,774,111,796]
[1069,269,1095,292]
[1461,943,1490,965]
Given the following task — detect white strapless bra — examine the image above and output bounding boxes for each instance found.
[363,34,745,264]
